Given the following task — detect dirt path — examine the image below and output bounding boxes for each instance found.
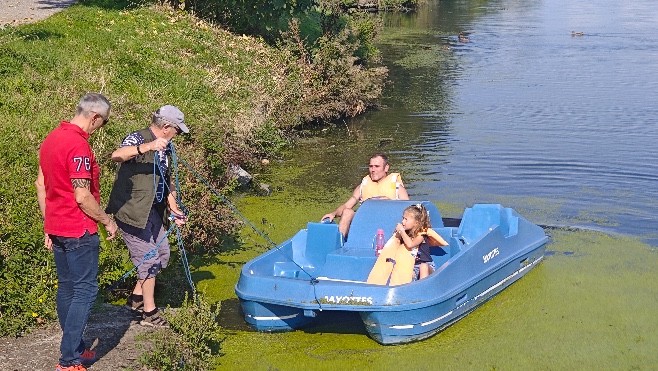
[0,304,152,370]
[0,2,172,370]
[0,0,77,26]
[0,3,177,369]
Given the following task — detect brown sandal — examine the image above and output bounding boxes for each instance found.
[140,309,169,328]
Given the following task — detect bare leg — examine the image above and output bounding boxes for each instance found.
[419,263,430,279]
[338,208,356,237]
[133,277,156,312]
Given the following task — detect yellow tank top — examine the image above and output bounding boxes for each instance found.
[359,173,401,201]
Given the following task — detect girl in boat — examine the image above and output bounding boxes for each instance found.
[395,204,435,280]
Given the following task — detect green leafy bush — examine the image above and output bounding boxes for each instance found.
[138,294,222,371]
[0,0,387,337]
[181,0,315,42]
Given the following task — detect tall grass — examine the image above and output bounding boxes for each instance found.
[0,0,386,337]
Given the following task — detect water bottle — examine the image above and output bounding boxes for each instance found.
[375,229,385,256]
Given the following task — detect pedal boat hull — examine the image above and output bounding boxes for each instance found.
[235,201,548,344]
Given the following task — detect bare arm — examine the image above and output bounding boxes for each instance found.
[111,137,169,162]
[167,191,187,226]
[35,166,47,218]
[397,182,409,200]
[35,166,52,250]
[72,178,118,239]
[395,223,424,250]
[322,186,360,221]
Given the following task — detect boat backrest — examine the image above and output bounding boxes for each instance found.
[502,207,519,238]
[448,236,462,257]
[304,222,343,267]
[344,200,444,251]
[457,204,500,245]
[457,204,520,245]
[291,230,308,265]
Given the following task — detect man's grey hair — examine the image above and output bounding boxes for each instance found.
[151,113,167,128]
[76,93,111,118]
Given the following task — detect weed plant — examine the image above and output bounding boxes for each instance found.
[138,293,222,371]
[0,0,386,338]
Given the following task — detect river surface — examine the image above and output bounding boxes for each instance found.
[275,0,658,246]
[208,0,658,368]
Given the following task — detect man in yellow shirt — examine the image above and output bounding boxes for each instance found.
[321,153,409,237]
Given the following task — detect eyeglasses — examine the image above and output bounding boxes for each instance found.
[93,112,109,126]
[167,124,182,134]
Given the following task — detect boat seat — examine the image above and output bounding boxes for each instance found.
[305,222,343,266]
[290,222,342,270]
[457,204,519,246]
[457,204,500,245]
[272,240,305,278]
[502,208,519,237]
[344,200,444,251]
[273,261,302,278]
[320,250,377,281]
[448,236,462,257]
[321,227,454,282]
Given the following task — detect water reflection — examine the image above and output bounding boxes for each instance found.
[218,2,658,367]
[261,0,658,245]
[325,0,658,245]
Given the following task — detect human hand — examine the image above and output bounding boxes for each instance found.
[104,219,118,240]
[44,233,52,251]
[395,223,406,235]
[147,138,169,152]
[321,213,335,223]
[171,212,187,226]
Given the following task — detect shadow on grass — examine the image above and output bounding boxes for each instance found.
[217,298,254,331]
[86,303,140,365]
[105,233,255,312]
[14,28,63,41]
[35,0,77,10]
[77,0,147,10]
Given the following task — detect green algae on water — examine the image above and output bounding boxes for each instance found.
[197,169,658,370]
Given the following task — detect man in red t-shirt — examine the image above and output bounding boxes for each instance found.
[35,93,118,371]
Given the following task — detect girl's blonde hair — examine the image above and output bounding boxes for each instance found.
[403,204,431,238]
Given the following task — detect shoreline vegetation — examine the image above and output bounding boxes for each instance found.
[0,0,415,368]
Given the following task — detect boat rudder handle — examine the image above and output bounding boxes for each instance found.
[455,293,469,306]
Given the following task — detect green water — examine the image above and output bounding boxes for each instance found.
[192,162,658,369]
[192,0,658,368]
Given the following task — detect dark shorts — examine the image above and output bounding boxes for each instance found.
[412,261,436,281]
[118,209,170,279]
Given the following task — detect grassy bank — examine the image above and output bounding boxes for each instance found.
[0,0,386,339]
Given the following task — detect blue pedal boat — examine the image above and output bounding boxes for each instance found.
[235,200,549,344]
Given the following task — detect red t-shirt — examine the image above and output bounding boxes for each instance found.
[39,121,101,237]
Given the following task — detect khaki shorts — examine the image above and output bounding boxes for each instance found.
[119,209,170,279]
